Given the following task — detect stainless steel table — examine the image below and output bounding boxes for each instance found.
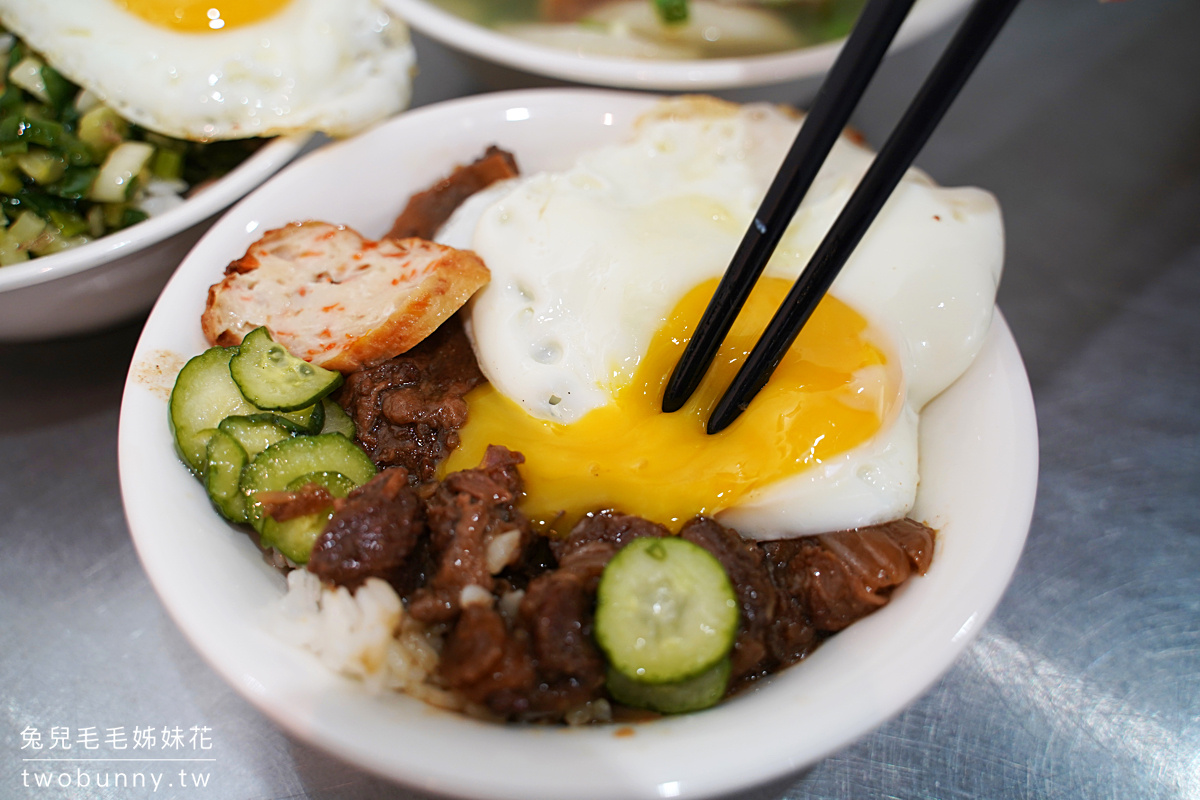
[3,0,1197,797]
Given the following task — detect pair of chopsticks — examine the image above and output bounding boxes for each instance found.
[662,0,1021,434]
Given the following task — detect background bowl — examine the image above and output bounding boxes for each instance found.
[0,133,309,342]
[386,0,970,91]
[119,89,1037,799]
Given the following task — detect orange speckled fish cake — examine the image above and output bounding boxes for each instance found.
[201,221,490,372]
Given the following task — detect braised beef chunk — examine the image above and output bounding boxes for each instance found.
[874,517,935,573]
[307,468,427,592]
[408,446,530,623]
[502,532,556,590]
[387,146,520,240]
[680,516,814,682]
[335,317,484,483]
[763,520,935,633]
[553,511,669,563]
[440,603,539,713]
[520,569,607,695]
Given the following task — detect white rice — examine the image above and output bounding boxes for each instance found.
[271,570,464,711]
[269,570,615,724]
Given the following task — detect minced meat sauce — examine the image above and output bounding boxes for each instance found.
[303,146,935,721]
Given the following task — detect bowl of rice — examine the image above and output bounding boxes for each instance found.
[119,89,1038,798]
[0,24,311,340]
[0,133,309,341]
[0,0,414,341]
[384,0,970,90]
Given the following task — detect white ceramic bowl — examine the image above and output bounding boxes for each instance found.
[0,134,309,341]
[119,89,1037,799]
[387,0,969,90]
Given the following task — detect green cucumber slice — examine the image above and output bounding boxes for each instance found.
[229,327,343,412]
[218,415,293,459]
[594,536,739,684]
[258,471,358,564]
[319,397,355,439]
[260,513,331,566]
[605,658,731,714]
[169,346,259,473]
[241,434,376,535]
[204,429,249,523]
[250,402,323,435]
[286,471,358,496]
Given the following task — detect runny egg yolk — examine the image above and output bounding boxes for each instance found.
[114,0,291,31]
[443,277,898,533]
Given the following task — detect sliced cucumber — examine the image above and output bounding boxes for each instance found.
[594,536,739,684]
[218,415,293,459]
[286,471,358,496]
[251,402,324,435]
[204,429,249,523]
[260,512,332,565]
[169,347,259,473]
[259,471,358,564]
[319,397,355,439]
[230,327,343,411]
[605,658,731,714]
[242,434,376,535]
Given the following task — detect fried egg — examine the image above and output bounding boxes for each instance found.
[439,97,1003,539]
[0,0,413,140]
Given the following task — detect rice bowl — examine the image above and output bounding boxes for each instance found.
[118,89,1037,797]
[0,133,308,340]
[384,0,971,90]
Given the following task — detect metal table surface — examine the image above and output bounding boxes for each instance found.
[2,0,1197,797]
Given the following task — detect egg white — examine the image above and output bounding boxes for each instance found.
[440,98,1004,537]
[0,0,414,140]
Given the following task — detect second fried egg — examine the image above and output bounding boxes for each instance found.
[0,0,414,141]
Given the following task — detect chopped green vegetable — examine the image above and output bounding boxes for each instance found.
[90,140,154,202]
[14,148,66,185]
[653,0,688,25]
[8,209,45,245]
[0,28,266,264]
[8,56,50,104]
[77,105,128,155]
[152,147,184,181]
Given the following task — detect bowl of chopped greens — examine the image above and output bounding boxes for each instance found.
[384,0,969,90]
[0,30,309,341]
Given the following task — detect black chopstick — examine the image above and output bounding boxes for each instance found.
[682,0,1021,434]
[661,0,918,414]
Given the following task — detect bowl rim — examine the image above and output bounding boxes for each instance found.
[118,87,1038,800]
[0,132,311,294]
[385,0,970,89]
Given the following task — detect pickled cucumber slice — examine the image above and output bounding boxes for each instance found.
[217,415,293,459]
[605,657,731,714]
[319,397,355,439]
[257,471,358,565]
[169,345,322,472]
[241,433,376,534]
[229,327,343,412]
[203,429,248,523]
[169,346,258,473]
[594,536,739,684]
